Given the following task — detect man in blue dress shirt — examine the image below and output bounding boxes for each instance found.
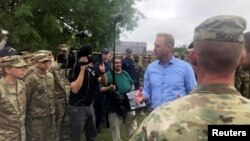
[136,33,197,109]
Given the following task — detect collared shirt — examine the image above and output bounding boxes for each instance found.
[143,56,197,109]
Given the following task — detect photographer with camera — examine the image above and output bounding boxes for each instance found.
[68,47,106,141]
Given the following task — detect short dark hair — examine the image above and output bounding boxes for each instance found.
[110,56,122,64]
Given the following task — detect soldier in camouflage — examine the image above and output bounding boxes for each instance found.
[22,53,32,65]
[38,49,70,141]
[242,32,250,71]
[24,52,40,78]
[25,54,57,141]
[131,15,250,141]
[0,55,28,141]
[235,67,250,99]
[55,45,71,141]
[235,32,250,99]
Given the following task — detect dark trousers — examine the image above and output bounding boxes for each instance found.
[69,104,97,141]
[94,93,107,129]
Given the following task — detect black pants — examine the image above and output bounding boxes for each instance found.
[94,93,107,129]
[69,104,97,141]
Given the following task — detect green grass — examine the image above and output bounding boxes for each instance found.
[95,111,149,141]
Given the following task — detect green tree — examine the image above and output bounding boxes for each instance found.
[174,45,188,54]
[0,0,144,52]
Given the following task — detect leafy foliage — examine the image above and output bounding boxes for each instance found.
[0,0,145,52]
[174,44,188,54]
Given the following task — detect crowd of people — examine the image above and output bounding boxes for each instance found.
[0,14,250,141]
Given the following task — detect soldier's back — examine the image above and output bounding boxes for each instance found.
[130,84,250,141]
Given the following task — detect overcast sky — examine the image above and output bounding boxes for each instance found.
[120,0,250,51]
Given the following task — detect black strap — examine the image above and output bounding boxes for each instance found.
[110,71,131,93]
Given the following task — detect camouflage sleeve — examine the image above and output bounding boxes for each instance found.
[235,69,243,92]
[52,70,67,103]
[24,75,35,105]
[235,70,250,99]
[130,103,206,141]
[130,109,167,141]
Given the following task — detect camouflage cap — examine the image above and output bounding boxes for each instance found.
[22,53,32,59]
[37,50,52,55]
[58,44,69,51]
[34,53,50,62]
[0,55,28,67]
[30,52,39,60]
[194,15,246,43]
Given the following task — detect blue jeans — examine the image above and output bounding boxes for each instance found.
[69,104,97,141]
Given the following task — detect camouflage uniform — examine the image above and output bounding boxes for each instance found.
[0,79,26,141]
[235,67,250,99]
[0,56,28,141]
[130,84,250,141]
[46,45,71,141]
[25,67,57,141]
[50,62,70,141]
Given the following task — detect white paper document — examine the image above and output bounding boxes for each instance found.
[126,90,146,110]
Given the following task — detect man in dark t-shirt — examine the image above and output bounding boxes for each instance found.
[93,48,112,133]
[68,56,105,141]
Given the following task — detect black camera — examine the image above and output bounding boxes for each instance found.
[77,44,93,65]
[57,44,93,69]
[57,46,103,69]
[56,29,94,69]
